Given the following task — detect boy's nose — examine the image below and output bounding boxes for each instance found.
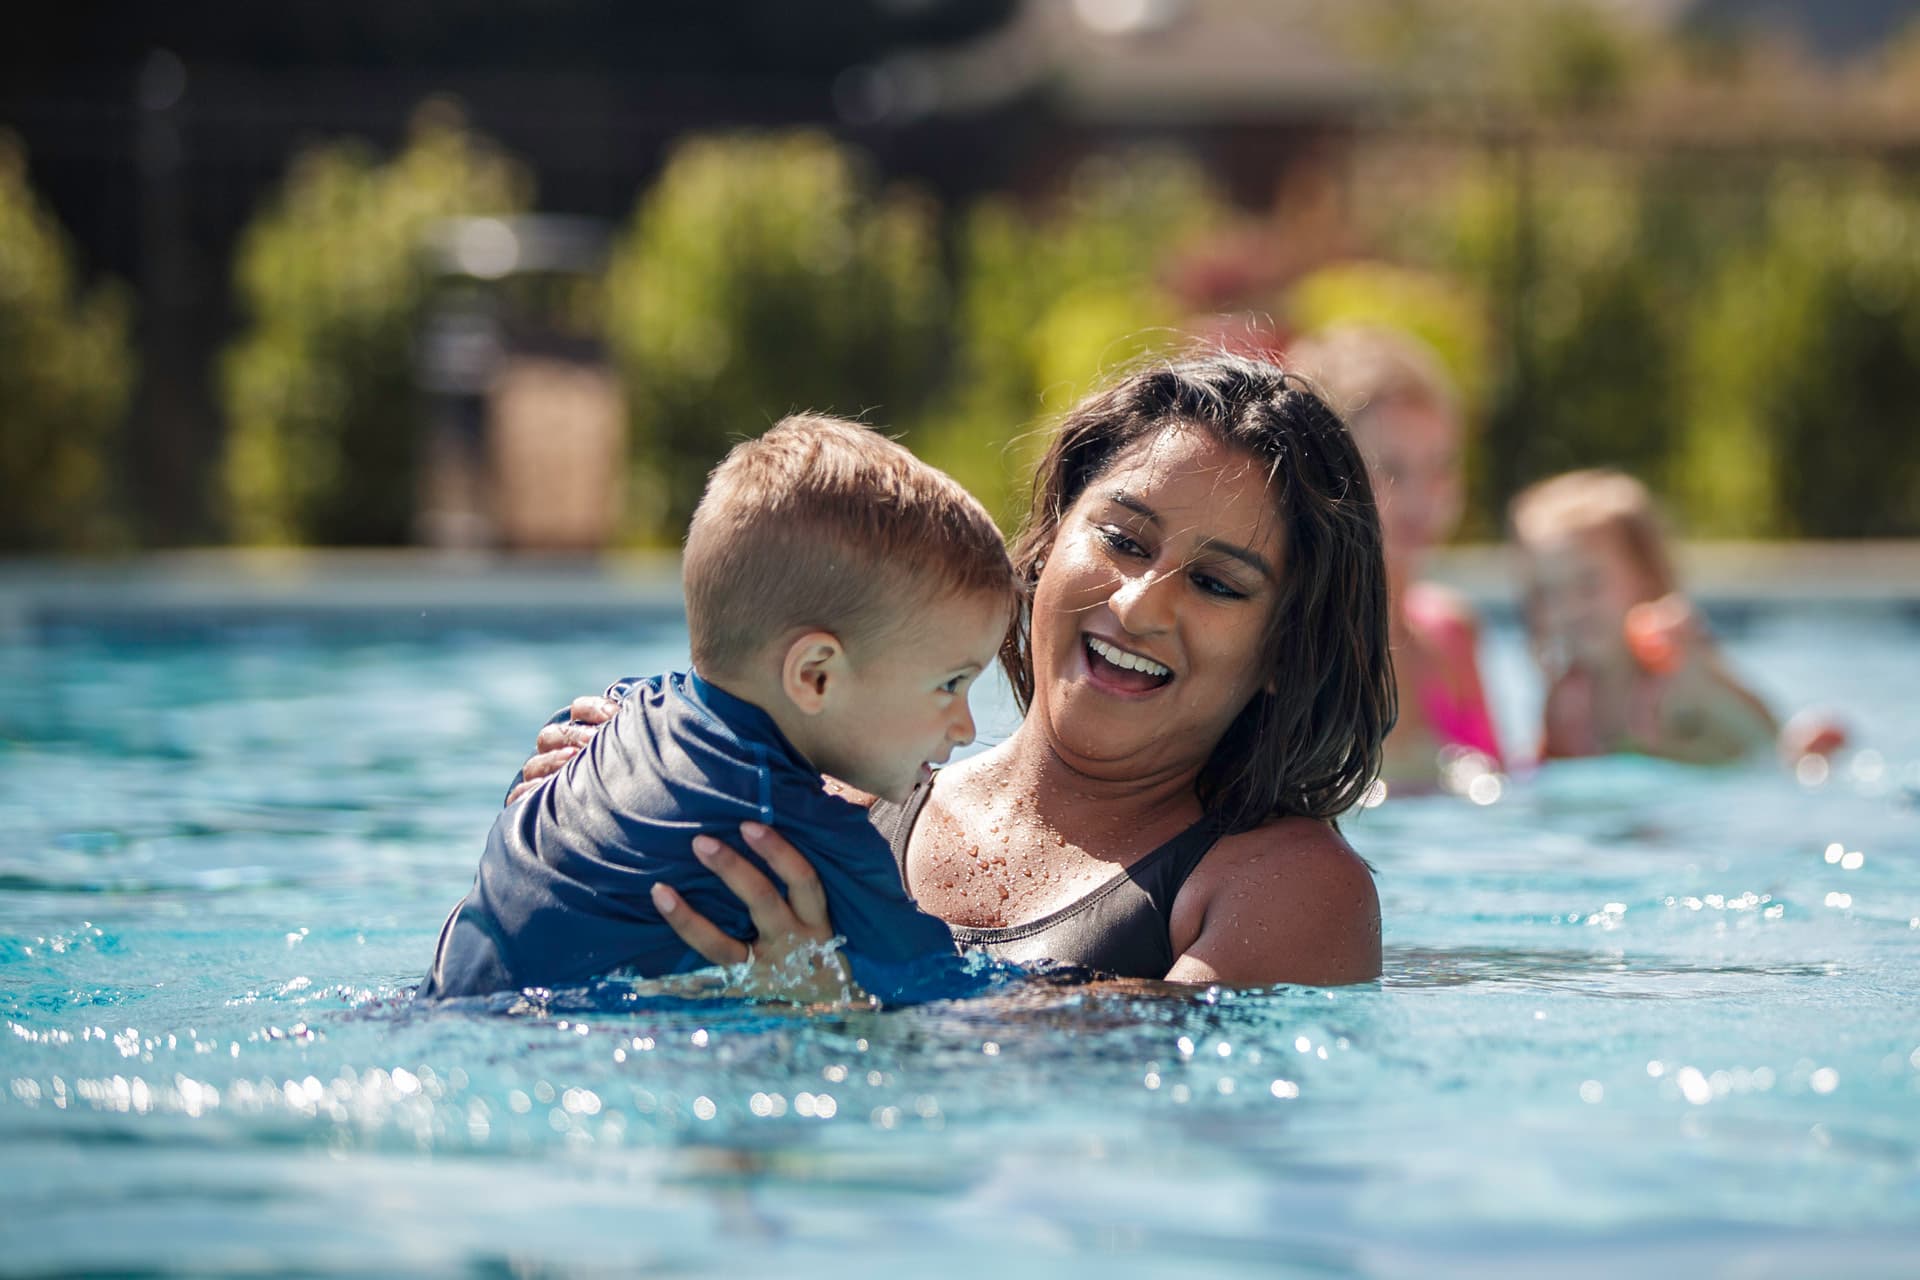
[949,703,976,748]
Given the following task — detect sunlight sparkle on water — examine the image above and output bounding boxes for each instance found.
[4,607,1916,1272]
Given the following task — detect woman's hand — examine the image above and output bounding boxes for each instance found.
[505,694,621,806]
[650,822,863,1006]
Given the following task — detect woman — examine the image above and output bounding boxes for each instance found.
[514,354,1395,987]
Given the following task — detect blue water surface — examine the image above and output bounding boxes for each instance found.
[1,601,1916,1277]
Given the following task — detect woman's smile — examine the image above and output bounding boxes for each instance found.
[1081,632,1175,695]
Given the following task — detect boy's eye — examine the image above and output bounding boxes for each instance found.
[940,674,968,695]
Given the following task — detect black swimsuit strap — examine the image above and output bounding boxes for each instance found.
[870,772,1226,973]
[949,816,1222,946]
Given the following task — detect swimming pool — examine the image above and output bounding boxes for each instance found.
[2,580,1916,1276]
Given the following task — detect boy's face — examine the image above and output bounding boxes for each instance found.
[1522,528,1655,671]
[811,589,1010,803]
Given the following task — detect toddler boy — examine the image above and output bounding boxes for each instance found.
[421,415,1013,999]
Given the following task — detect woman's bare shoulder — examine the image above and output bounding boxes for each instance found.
[1205,817,1374,890]
[1167,815,1381,986]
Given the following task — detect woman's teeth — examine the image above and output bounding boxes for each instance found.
[1086,636,1171,678]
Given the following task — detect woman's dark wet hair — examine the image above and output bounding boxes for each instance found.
[1002,351,1396,832]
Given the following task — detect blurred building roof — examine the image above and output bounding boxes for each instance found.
[881,0,1381,125]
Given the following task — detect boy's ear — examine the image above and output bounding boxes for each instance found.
[780,630,848,715]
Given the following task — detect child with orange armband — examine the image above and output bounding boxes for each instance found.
[1509,469,1842,765]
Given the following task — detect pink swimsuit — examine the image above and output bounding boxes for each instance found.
[1405,585,1503,762]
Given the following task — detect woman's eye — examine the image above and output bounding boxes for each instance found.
[1097,526,1148,557]
[1192,572,1247,600]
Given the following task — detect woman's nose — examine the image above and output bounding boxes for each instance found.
[1110,569,1175,635]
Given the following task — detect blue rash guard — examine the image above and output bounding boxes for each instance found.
[419,671,959,1001]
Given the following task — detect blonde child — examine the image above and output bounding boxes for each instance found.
[1508,468,1789,764]
[1291,325,1502,788]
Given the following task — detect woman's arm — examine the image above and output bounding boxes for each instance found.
[1163,818,1382,987]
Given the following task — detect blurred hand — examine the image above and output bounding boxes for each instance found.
[1779,707,1850,761]
[504,693,620,806]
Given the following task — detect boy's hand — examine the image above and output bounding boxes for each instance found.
[505,693,621,806]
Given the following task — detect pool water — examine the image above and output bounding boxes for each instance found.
[2,602,1916,1276]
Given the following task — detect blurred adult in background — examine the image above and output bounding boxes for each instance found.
[1289,325,1501,792]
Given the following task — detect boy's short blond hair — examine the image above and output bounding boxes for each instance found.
[1508,468,1679,599]
[682,414,1015,677]
[1286,324,1459,427]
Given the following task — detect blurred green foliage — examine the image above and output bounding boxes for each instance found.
[912,150,1227,525]
[220,103,530,545]
[1431,150,1694,534]
[603,132,946,541]
[141,114,1920,548]
[1401,147,1920,539]
[1285,259,1490,407]
[0,133,134,551]
[1683,169,1920,536]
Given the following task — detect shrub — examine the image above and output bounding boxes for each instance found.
[1432,149,1701,522]
[0,133,134,551]
[219,103,531,545]
[1281,260,1494,535]
[1682,169,1920,536]
[603,132,946,541]
[915,150,1229,524]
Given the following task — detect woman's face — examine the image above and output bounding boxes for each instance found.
[1028,426,1286,785]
